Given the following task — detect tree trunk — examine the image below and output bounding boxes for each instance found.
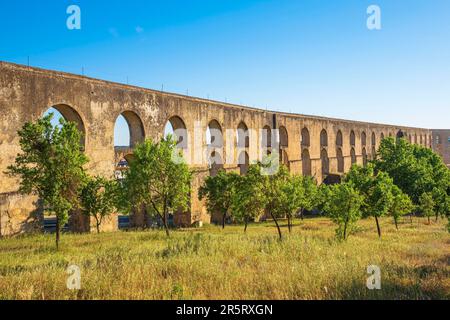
[427,216,430,224]
[394,217,399,230]
[222,213,226,229]
[410,214,413,224]
[343,217,349,240]
[163,212,170,237]
[56,216,60,250]
[143,207,150,229]
[287,216,292,233]
[375,216,381,238]
[300,208,304,220]
[435,213,439,222]
[270,212,282,241]
[244,219,248,233]
[95,216,101,234]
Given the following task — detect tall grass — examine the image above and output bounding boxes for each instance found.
[0,217,448,300]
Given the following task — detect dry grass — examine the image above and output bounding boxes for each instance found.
[0,217,449,300]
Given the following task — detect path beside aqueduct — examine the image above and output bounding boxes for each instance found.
[0,62,433,236]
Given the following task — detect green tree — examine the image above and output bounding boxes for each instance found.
[419,192,435,224]
[263,162,290,240]
[375,137,450,205]
[121,137,192,236]
[326,183,364,240]
[366,172,395,238]
[345,164,396,237]
[299,176,318,220]
[316,184,332,216]
[231,164,267,234]
[389,185,414,230]
[431,187,450,222]
[80,176,118,234]
[198,170,239,229]
[6,114,88,249]
[274,174,302,233]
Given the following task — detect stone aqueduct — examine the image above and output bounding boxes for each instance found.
[0,62,433,236]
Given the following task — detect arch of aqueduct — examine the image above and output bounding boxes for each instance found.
[0,62,433,236]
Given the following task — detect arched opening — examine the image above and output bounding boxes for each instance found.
[396,130,405,140]
[321,148,329,176]
[336,148,344,173]
[320,129,328,147]
[262,125,272,149]
[419,135,423,145]
[414,134,417,144]
[380,132,385,141]
[361,131,367,146]
[302,149,311,176]
[206,120,223,148]
[114,111,145,149]
[336,130,343,147]
[43,105,86,147]
[238,151,249,175]
[237,122,249,148]
[208,151,224,177]
[372,132,376,146]
[42,105,86,232]
[279,126,288,148]
[278,126,289,168]
[350,130,356,146]
[362,148,368,166]
[301,127,310,147]
[351,148,356,165]
[165,116,188,149]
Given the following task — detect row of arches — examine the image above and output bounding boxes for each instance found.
[303,128,377,149]
[301,128,382,178]
[44,105,431,181]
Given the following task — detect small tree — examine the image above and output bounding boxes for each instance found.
[299,176,318,220]
[121,137,191,237]
[274,175,318,233]
[389,185,414,230]
[198,170,239,229]
[366,172,395,238]
[275,174,302,233]
[326,183,364,240]
[432,187,450,222]
[80,176,118,234]
[6,114,88,249]
[419,192,435,224]
[263,162,290,240]
[345,164,395,238]
[231,164,267,233]
[316,183,332,216]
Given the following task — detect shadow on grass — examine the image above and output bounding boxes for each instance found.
[336,276,449,300]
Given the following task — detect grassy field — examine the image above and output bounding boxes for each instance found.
[0,217,449,300]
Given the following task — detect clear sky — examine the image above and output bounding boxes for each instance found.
[1,0,449,146]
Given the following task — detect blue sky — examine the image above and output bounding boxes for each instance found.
[1,0,449,146]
